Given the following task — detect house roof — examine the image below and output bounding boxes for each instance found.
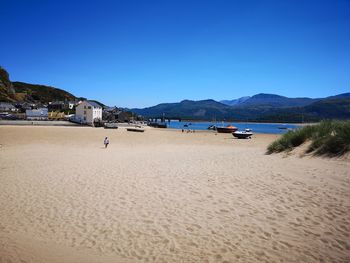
[26,108,48,117]
[86,101,102,108]
[49,101,64,105]
[104,106,117,112]
[0,102,15,108]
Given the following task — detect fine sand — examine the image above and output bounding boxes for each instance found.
[0,126,349,263]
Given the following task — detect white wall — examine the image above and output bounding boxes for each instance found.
[92,108,102,123]
[75,101,102,125]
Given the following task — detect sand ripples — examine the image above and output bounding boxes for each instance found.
[0,127,349,262]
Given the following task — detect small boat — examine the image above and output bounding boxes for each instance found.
[127,127,145,132]
[148,122,167,128]
[216,125,238,133]
[207,125,217,130]
[157,123,167,128]
[232,131,253,139]
[104,123,119,129]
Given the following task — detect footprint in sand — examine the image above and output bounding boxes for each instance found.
[280,241,293,248]
[263,231,272,238]
[186,226,194,232]
[272,228,280,235]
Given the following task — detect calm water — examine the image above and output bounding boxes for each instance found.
[166,121,300,134]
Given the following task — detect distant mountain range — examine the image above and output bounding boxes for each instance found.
[220,96,250,106]
[133,93,350,122]
[221,94,319,108]
[1,66,349,122]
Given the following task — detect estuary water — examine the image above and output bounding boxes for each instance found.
[166,121,300,134]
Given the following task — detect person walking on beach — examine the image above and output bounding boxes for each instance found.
[104,137,109,148]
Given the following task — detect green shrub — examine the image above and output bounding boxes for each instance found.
[313,121,350,156]
[267,120,350,157]
[267,125,313,154]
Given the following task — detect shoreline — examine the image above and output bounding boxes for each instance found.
[0,120,302,134]
[165,119,317,125]
[0,123,286,136]
[0,119,317,126]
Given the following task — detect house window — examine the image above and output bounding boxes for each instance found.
[88,106,91,109]
[84,117,86,121]
[84,106,86,109]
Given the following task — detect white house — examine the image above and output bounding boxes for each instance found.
[75,100,102,125]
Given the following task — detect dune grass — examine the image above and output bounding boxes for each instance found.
[267,120,350,157]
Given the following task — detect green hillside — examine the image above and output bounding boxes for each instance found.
[304,98,350,119]
[12,81,76,103]
[0,66,76,103]
[0,66,16,102]
[234,93,318,108]
[133,99,233,120]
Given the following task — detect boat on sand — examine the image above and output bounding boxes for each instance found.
[216,125,238,133]
[232,130,253,139]
[207,125,217,130]
[104,123,119,129]
[148,122,167,128]
[127,127,145,132]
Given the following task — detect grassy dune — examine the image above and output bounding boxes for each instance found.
[267,120,350,157]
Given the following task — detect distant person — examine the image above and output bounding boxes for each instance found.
[104,137,109,148]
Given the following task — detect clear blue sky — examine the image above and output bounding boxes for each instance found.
[1,0,349,108]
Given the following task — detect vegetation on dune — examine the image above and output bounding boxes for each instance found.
[267,120,350,157]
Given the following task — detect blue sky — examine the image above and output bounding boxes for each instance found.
[1,0,349,108]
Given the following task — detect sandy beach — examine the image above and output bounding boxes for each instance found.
[0,126,349,263]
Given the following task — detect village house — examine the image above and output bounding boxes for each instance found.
[48,101,76,111]
[67,101,76,109]
[48,101,65,111]
[16,102,38,112]
[26,108,48,120]
[103,106,130,122]
[75,100,102,125]
[0,102,17,112]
